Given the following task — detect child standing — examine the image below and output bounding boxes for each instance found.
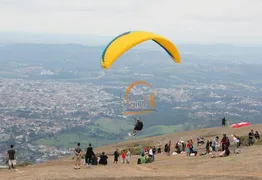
[121,150,126,164]
[126,149,131,164]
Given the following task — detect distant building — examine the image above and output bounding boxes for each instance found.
[40,70,54,75]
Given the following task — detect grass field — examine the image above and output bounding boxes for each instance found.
[140,125,185,137]
[32,118,134,148]
[96,117,133,133]
[33,132,121,149]
[32,117,196,149]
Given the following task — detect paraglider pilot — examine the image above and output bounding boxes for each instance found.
[133,117,143,136]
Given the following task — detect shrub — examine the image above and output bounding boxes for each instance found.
[17,162,32,167]
[239,136,262,146]
[121,144,151,155]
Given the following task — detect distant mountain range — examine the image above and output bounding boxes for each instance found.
[0,31,261,64]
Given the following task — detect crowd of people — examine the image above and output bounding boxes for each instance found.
[74,143,111,169]
[73,143,161,169]
[4,128,261,171]
[71,128,261,169]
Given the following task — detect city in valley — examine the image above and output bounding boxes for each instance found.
[1,54,262,164]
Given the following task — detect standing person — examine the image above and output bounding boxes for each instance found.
[186,140,191,156]
[85,143,94,168]
[212,137,219,152]
[164,143,168,154]
[113,149,119,164]
[148,147,153,161]
[231,135,240,153]
[168,140,171,156]
[74,143,82,169]
[206,140,210,154]
[121,150,126,164]
[189,140,193,154]
[221,117,226,127]
[236,136,241,148]
[140,147,145,156]
[248,130,255,145]
[221,134,230,151]
[157,142,161,154]
[175,141,181,154]
[255,131,260,139]
[6,145,17,171]
[181,141,186,152]
[152,146,156,161]
[126,149,131,164]
[190,140,197,156]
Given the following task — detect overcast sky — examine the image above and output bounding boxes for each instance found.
[0,0,262,44]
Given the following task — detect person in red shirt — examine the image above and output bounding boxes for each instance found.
[221,134,230,151]
[144,147,149,155]
[121,150,126,164]
[186,140,191,156]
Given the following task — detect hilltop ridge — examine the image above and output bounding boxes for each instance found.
[1,125,262,180]
[94,124,262,154]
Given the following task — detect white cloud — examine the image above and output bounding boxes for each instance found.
[0,0,261,44]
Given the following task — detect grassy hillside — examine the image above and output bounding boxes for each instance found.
[2,124,262,180]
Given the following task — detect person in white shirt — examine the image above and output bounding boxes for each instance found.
[149,147,154,161]
[126,149,131,164]
[211,137,219,152]
[231,134,240,153]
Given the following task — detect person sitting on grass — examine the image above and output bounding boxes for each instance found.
[137,153,147,164]
[99,152,108,165]
[211,146,230,158]
[91,154,98,165]
[190,139,197,156]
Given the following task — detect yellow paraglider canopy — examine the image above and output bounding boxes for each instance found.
[100,31,181,69]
